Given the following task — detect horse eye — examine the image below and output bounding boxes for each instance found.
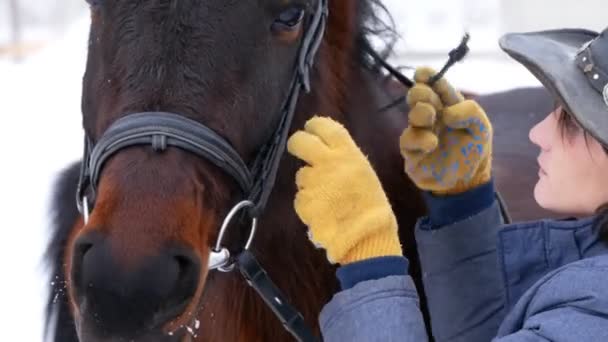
[272,7,305,31]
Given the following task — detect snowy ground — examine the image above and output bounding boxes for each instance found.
[0,16,88,341]
[0,7,540,341]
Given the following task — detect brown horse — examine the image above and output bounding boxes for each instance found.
[45,1,555,341]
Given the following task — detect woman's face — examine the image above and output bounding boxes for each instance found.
[529,107,608,215]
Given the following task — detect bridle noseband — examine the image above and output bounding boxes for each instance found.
[77,111,254,214]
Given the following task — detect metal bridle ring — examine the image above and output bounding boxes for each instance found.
[82,196,90,224]
[214,200,257,252]
[208,201,257,272]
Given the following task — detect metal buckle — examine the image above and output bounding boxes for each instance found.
[208,200,258,272]
[604,83,608,107]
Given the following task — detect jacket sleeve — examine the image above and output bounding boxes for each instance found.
[319,275,429,342]
[492,256,608,342]
[318,181,503,341]
[415,183,507,341]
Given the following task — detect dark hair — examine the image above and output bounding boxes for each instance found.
[556,106,608,242]
[357,0,399,68]
[556,106,608,154]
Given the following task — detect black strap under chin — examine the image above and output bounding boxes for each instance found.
[237,251,318,342]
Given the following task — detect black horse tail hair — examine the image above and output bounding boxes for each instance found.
[45,162,81,342]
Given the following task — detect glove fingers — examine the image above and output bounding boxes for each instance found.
[295,166,315,190]
[304,116,353,149]
[294,189,316,227]
[414,66,463,106]
[408,102,437,128]
[400,127,439,154]
[406,84,443,111]
[442,100,491,137]
[295,190,336,247]
[287,130,331,166]
[413,67,437,84]
[433,78,465,106]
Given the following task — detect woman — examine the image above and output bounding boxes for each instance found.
[287,28,608,341]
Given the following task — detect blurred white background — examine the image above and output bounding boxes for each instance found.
[0,1,606,340]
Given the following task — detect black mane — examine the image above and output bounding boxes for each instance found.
[45,162,81,342]
[358,0,399,70]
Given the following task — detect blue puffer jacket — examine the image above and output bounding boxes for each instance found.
[319,181,608,342]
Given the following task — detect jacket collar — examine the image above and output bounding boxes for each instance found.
[498,216,607,309]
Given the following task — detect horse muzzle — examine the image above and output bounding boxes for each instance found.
[71,231,201,340]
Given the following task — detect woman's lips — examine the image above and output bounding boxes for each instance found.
[537,158,548,176]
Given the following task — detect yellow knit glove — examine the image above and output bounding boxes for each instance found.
[287,116,402,265]
[400,67,493,195]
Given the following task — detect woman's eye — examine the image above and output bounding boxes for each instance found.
[273,7,306,31]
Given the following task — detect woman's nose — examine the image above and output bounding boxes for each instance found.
[529,112,554,151]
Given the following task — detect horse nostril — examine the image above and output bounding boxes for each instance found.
[71,232,102,297]
[167,251,201,308]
